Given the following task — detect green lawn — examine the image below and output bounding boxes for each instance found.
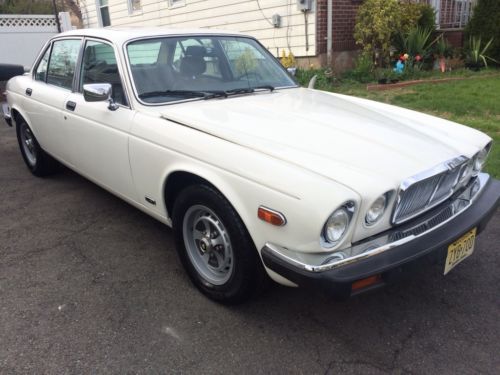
[330,75,500,178]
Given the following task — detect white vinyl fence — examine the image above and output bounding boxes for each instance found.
[0,14,60,68]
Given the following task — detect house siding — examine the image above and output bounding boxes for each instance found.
[79,0,317,57]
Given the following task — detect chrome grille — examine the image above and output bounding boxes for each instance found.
[393,156,470,224]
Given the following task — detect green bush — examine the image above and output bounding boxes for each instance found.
[355,0,437,67]
[464,36,498,70]
[295,68,336,91]
[354,0,401,66]
[346,53,375,83]
[417,4,437,31]
[465,0,500,64]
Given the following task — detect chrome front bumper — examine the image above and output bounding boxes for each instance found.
[261,173,500,296]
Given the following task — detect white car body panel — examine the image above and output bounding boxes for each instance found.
[4,28,493,287]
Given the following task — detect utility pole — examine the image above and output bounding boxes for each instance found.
[52,0,62,32]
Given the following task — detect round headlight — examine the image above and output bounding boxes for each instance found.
[474,144,491,173]
[324,209,349,243]
[365,194,388,225]
[322,202,355,246]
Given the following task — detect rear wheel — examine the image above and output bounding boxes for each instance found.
[16,119,58,176]
[172,184,264,304]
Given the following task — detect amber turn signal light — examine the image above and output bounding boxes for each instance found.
[258,206,286,226]
[351,274,382,291]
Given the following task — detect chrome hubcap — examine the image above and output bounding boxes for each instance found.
[20,123,37,166]
[183,205,233,285]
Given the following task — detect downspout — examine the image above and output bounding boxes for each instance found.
[327,0,333,67]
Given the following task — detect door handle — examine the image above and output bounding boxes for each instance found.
[66,101,76,111]
[25,88,32,96]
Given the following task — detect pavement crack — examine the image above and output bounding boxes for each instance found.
[389,323,419,371]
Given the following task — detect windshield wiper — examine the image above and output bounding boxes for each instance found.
[139,90,227,100]
[225,85,275,96]
[139,86,275,101]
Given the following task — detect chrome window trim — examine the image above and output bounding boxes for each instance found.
[263,173,489,273]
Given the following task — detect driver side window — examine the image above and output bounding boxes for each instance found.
[80,40,128,106]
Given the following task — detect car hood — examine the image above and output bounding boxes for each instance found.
[157,87,490,194]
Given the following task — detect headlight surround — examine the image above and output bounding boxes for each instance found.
[322,201,355,247]
[473,142,492,174]
[365,192,391,226]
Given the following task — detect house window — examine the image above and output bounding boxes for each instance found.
[423,0,475,29]
[169,0,185,8]
[97,0,111,27]
[128,0,142,14]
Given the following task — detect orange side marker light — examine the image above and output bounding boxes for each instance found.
[258,206,287,226]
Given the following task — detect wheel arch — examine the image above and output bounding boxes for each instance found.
[162,168,258,246]
[10,105,35,135]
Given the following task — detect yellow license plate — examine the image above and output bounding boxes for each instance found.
[444,228,477,275]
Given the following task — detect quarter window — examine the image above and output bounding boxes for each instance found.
[35,46,51,82]
[46,39,81,90]
[81,40,128,106]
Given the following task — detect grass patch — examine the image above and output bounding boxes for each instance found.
[324,74,500,178]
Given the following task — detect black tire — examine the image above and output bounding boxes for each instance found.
[172,184,265,304]
[16,118,59,177]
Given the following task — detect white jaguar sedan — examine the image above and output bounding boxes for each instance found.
[2,28,499,303]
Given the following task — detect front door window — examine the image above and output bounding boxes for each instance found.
[80,40,128,106]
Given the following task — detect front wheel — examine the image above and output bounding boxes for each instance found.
[172,184,264,304]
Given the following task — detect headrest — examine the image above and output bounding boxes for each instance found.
[180,46,207,76]
[185,45,206,58]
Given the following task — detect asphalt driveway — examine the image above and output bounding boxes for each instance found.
[0,121,499,374]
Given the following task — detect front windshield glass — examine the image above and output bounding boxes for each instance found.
[126,35,297,104]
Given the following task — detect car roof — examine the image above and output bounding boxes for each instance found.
[59,27,247,45]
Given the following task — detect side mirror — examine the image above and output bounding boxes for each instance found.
[83,83,118,111]
[287,67,297,76]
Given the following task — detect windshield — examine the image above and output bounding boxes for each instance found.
[126,35,297,104]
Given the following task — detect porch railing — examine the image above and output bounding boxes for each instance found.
[424,0,477,29]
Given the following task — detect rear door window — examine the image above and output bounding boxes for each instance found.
[46,39,81,90]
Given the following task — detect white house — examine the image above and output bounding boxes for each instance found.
[78,0,477,69]
[79,0,317,60]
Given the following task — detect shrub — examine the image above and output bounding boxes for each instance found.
[465,0,500,64]
[434,35,453,58]
[398,1,424,34]
[346,53,376,83]
[464,36,498,70]
[295,68,335,90]
[354,0,401,66]
[417,4,437,31]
